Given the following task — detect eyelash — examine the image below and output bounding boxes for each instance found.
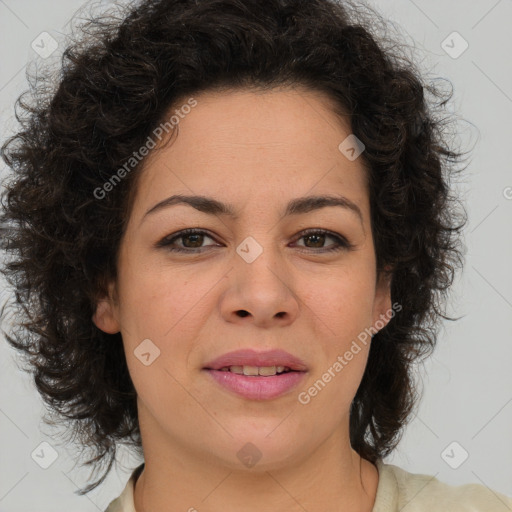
[157,228,353,254]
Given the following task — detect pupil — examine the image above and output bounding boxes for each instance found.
[183,234,203,248]
[305,234,324,248]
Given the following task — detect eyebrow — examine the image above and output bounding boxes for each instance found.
[142,193,363,225]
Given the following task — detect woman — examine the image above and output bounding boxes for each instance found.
[1,0,510,511]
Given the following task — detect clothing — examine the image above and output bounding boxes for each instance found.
[104,459,512,511]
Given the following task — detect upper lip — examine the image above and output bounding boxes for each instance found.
[203,349,308,371]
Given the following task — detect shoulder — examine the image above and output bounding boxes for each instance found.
[373,460,512,512]
[104,463,144,512]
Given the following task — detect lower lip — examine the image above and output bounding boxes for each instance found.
[204,369,307,400]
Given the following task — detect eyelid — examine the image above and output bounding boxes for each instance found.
[156,228,218,250]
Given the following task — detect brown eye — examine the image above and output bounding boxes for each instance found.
[302,232,326,248]
[157,228,352,254]
[293,229,352,253]
[157,229,219,253]
[180,232,206,248]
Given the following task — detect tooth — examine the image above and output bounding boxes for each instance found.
[220,367,229,371]
[227,365,287,376]
[258,366,277,376]
[243,365,259,376]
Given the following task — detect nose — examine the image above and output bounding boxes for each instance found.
[219,245,300,328]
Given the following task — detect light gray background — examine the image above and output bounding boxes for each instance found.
[1,0,511,510]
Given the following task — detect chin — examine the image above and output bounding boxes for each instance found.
[206,422,311,471]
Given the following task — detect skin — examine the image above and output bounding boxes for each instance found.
[94,86,392,512]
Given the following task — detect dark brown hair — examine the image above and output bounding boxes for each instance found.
[0,0,466,494]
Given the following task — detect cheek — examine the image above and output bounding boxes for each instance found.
[115,255,221,399]
[116,252,207,340]
[116,260,207,422]
[300,275,374,412]
[300,267,376,344]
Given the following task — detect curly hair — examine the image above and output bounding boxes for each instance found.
[0,0,466,495]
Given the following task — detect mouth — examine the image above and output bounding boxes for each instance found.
[203,348,308,372]
[202,349,308,400]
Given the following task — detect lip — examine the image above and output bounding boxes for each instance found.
[205,369,307,400]
[203,349,308,371]
[202,349,308,401]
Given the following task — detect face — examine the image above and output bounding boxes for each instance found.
[94,87,392,470]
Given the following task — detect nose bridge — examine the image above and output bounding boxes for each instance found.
[221,231,299,326]
[235,232,288,296]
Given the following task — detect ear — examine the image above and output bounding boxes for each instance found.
[92,281,121,334]
[371,266,393,332]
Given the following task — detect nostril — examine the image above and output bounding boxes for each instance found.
[237,310,250,317]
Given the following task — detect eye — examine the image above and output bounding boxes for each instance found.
[156,228,219,253]
[157,228,353,254]
[292,228,352,253]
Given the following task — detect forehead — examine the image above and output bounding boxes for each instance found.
[130,87,370,222]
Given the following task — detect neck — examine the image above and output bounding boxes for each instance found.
[133,403,379,512]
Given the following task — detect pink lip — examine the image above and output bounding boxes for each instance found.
[205,369,307,400]
[203,349,308,371]
[202,349,308,401]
